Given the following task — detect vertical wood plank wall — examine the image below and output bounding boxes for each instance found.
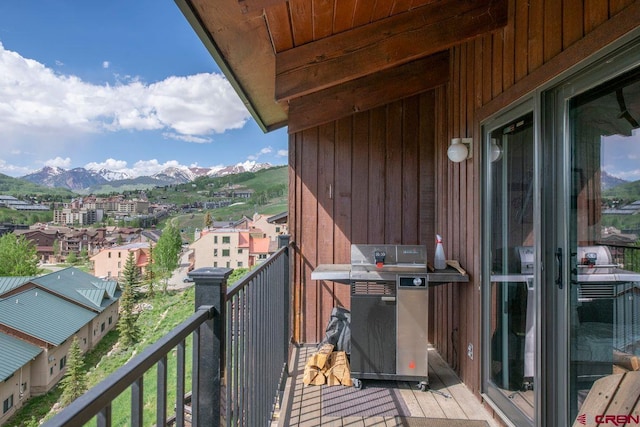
[289,92,438,344]
[289,0,640,398]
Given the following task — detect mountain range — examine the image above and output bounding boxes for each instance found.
[20,161,274,192]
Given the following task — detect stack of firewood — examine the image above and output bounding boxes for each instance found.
[303,343,353,386]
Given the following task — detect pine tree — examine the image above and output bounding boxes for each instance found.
[204,211,212,228]
[118,251,140,347]
[60,337,87,405]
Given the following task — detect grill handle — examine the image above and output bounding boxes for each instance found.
[381,296,396,302]
[555,248,563,289]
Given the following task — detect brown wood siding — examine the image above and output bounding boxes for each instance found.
[443,0,640,396]
[288,0,640,400]
[290,92,439,343]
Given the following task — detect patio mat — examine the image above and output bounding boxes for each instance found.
[321,381,411,417]
[394,418,490,427]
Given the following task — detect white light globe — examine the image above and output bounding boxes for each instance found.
[447,138,468,162]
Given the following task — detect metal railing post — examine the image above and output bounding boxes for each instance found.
[278,235,291,368]
[190,267,233,427]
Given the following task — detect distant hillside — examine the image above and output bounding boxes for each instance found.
[603,178,640,200]
[601,171,628,191]
[20,162,275,192]
[0,172,76,198]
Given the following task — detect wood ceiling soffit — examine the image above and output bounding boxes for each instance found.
[237,0,285,15]
[287,51,449,133]
[275,0,507,101]
[189,0,288,129]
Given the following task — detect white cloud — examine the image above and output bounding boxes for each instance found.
[131,159,182,176]
[102,61,110,69]
[162,132,212,144]
[277,149,288,157]
[247,146,273,161]
[84,158,128,172]
[0,159,34,176]
[0,42,251,150]
[44,156,72,168]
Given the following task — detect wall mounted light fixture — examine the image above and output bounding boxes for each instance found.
[447,137,472,162]
[490,138,503,162]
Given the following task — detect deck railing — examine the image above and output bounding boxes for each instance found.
[42,235,291,427]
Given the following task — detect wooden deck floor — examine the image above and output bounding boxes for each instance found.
[275,345,502,427]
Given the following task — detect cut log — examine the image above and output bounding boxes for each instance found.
[307,344,335,370]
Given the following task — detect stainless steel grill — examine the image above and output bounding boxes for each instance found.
[347,244,430,390]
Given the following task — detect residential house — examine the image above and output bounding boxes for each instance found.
[174,1,640,426]
[189,228,272,270]
[90,242,150,279]
[13,228,61,262]
[0,268,120,424]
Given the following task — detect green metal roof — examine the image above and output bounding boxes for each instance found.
[0,288,96,346]
[0,276,35,296]
[0,333,42,382]
[31,267,121,312]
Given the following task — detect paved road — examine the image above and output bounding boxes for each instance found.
[166,249,194,291]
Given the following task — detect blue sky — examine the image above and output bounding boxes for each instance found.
[0,0,288,178]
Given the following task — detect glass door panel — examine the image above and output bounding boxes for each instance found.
[568,68,640,421]
[487,112,535,423]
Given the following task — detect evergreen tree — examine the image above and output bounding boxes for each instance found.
[118,251,140,346]
[122,250,142,297]
[0,234,40,276]
[59,337,87,405]
[204,211,213,229]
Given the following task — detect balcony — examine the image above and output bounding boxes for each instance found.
[42,236,498,427]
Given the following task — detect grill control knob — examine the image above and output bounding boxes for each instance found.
[413,277,422,286]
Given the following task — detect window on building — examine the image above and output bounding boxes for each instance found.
[276,227,281,232]
[108,316,112,325]
[214,262,218,267]
[117,261,121,268]
[3,395,13,414]
[238,249,243,254]
[60,356,67,370]
[222,249,230,257]
[226,262,230,268]
[49,367,53,376]
[101,322,105,332]
[214,236,218,244]
[237,261,243,267]
[222,236,230,244]
[214,249,218,257]
[118,252,121,258]
[108,252,111,258]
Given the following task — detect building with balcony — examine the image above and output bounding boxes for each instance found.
[44,2,640,426]
[90,242,151,280]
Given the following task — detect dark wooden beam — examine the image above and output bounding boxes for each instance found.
[287,51,449,133]
[276,0,507,101]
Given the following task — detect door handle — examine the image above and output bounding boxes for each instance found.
[555,248,563,289]
[381,296,396,302]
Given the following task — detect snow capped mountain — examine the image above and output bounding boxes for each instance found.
[210,161,272,176]
[19,162,275,191]
[152,166,197,184]
[22,166,107,190]
[91,168,131,182]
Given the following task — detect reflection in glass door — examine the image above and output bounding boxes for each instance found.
[567,68,640,422]
[485,112,536,425]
